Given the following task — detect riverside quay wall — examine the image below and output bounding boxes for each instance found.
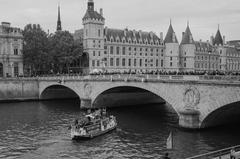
[0,78,39,101]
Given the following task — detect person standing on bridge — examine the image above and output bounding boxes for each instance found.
[230,148,236,159]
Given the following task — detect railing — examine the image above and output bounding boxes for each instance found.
[2,75,240,83]
[185,145,240,159]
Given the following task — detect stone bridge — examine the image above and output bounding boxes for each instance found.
[38,75,240,129]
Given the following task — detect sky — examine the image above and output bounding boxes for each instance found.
[0,0,240,41]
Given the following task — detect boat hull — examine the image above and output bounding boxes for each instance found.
[71,124,117,140]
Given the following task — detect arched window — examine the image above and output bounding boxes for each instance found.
[116,47,120,55]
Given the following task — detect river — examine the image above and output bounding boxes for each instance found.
[0,100,239,159]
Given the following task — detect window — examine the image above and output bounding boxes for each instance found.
[128,59,131,67]
[122,47,126,55]
[98,29,101,37]
[116,47,120,55]
[129,47,131,51]
[14,63,18,76]
[98,51,101,56]
[110,46,114,54]
[116,58,120,66]
[92,60,95,67]
[184,63,186,67]
[140,59,142,67]
[93,51,95,56]
[134,48,137,51]
[134,59,137,66]
[97,60,100,66]
[156,59,158,67]
[170,62,172,67]
[86,29,88,36]
[122,58,126,66]
[161,60,163,67]
[14,49,18,55]
[170,57,173,61]
[110,58,114,66]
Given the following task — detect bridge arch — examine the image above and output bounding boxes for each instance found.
[91,83,181,116]
[40,84,80,101]
[201,101,240,128]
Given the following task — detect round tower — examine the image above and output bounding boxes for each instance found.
[164,21,180,72]
[180,23,195,72]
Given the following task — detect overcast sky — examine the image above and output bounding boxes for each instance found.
[0,0,240,41]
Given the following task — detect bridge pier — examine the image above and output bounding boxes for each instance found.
[80,98,92,109]
[178,109,200,129]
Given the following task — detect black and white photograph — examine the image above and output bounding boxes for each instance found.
[0,0,240,158]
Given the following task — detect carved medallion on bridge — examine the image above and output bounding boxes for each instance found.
[183,86,200,109]
[84,83,92,98]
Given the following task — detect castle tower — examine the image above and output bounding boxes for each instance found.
[164,20,180,72]
[180,22,195,72]
[56,4,62,31]
[83,0,105,72]
[214,25,224,46]
[214,25,227,72]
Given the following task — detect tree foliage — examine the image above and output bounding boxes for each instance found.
[49,31,79,73]
[23,24,50,75]
[22,24,84,75]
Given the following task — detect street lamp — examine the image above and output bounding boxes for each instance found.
[208,51,211,73]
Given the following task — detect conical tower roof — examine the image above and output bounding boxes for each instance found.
[164,22,178,43]
[181,24,194,45]
[214,28,223,46]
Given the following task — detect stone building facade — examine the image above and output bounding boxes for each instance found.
[81,0,240,74]
[0,22,23,77]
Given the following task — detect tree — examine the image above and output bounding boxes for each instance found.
[23,24,50,75]
[49,31,80,73]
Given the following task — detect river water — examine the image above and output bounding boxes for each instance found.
[0,100,239,159]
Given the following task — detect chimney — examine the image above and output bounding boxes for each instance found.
[100,8,103,16]
[223,35,225,45]
[210,36,214,45]
[104,26,108,35]
[160,32,163,41]
[2,22,11,28]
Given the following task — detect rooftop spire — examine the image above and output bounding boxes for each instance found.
[88,0,94,11]
[56,4,62,31]
[214,25,223,46]
[181,22,194,45]
[164,21,178,43]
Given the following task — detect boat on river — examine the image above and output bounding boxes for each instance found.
[70,109,117,140]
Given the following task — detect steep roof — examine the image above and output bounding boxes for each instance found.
[228,40,240,49]
[104,28,161,44]
[181,25,194,45]
[164,23,178,43]
[195,41,213,52]
[83,10,104,21]
[214,29,223,46]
